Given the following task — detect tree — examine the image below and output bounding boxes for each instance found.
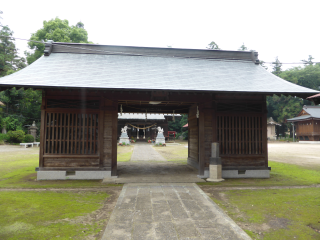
[25,18,91,65]
[301,55,314,66]
[238,43,248,51]
[206,41,220,50]
[0,25,26,77]
[272,56,282,76]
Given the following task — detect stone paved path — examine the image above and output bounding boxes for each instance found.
[130,142,166,161]
[102,183,251,240]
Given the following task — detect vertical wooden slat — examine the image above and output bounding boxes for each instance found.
[67,113,70,154]
[51,113,55,154]
[249,117,251,154]
[71,114,74,154]
[63,113,67,154]
[222,116,224,155]
[82,114,85,154]
[74,113,81,154]
[86,114,89,154]
[236,116,238,154]
[54,113,58,154]
[255,117,257,154]
[46,113,51,154]
[59,113,63,154]
[93,114,96,154]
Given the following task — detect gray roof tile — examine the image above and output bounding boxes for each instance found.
[0,51,318,95]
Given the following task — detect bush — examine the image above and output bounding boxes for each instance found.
[0,133,8,142]
[7,130,25,143]
[24,134,34,143]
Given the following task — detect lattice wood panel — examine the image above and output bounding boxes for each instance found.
[217,115,262,155]
[45,113,99,154]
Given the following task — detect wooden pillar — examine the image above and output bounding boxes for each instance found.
[99,97,105,168]
[198,104,205,176]
[111,100,118,176]
[262,96,268,167]
[39,91,46,168]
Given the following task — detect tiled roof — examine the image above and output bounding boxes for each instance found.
[0,43,318,96]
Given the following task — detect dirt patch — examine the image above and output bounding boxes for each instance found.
[268,143,320,169]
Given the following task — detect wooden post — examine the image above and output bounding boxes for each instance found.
[39,91,46,168]
[111,101,118,176]
[198,104,205,176]
[99,97,105,168]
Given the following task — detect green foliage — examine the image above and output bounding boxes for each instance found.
[0,25,26,77]
[0,88,42,132]
[7,130,25,143]
[271,56,282,76]
[0,133,8,142]
[279,63,320,91]
[24,134,34,143]
[26,18,91,65]
[206,41,220,50]
[301,55,314,66]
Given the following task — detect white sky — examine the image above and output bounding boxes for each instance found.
[2,0,319,70]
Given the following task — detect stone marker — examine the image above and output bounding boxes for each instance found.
[207,143,224,182]
[28,121,38,141]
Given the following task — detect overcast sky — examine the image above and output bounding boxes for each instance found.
[1,0,319,70]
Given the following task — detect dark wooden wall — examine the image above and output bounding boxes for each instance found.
[188,95,268,174]
[39,91,118,175]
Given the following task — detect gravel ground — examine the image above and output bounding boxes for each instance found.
[268,142,320,168]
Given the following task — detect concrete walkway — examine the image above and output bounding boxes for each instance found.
[102,183,251,240]
[130,142,166,161]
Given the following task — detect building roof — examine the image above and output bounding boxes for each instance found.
[267,117,281,126]
[0,42,319,96]
[287,106,320,122]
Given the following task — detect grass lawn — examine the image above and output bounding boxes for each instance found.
[198,161,320,187]
[0,191,110,239]
[208,188,320,239]
[153,142,188,163]
[117,145,134,162]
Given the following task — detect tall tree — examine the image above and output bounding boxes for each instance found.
[238,43,248,51]
[25,18,90,65]
[206,41,220,50]
[272,56,282,76]
[0,26,26,77]
[301,55,314,66]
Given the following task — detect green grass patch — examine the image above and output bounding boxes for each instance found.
[198,161,320,187]
[212,188,320,239]
[0,191,109,239]
[0,147,123,188]
[117,145,134,162]
[153,144,188,162]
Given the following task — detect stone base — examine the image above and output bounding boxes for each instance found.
[206,178,225,182]
[119,137,130,145]
[155,137,165,144]
[222,169,270,178]
[37,171,116,180]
